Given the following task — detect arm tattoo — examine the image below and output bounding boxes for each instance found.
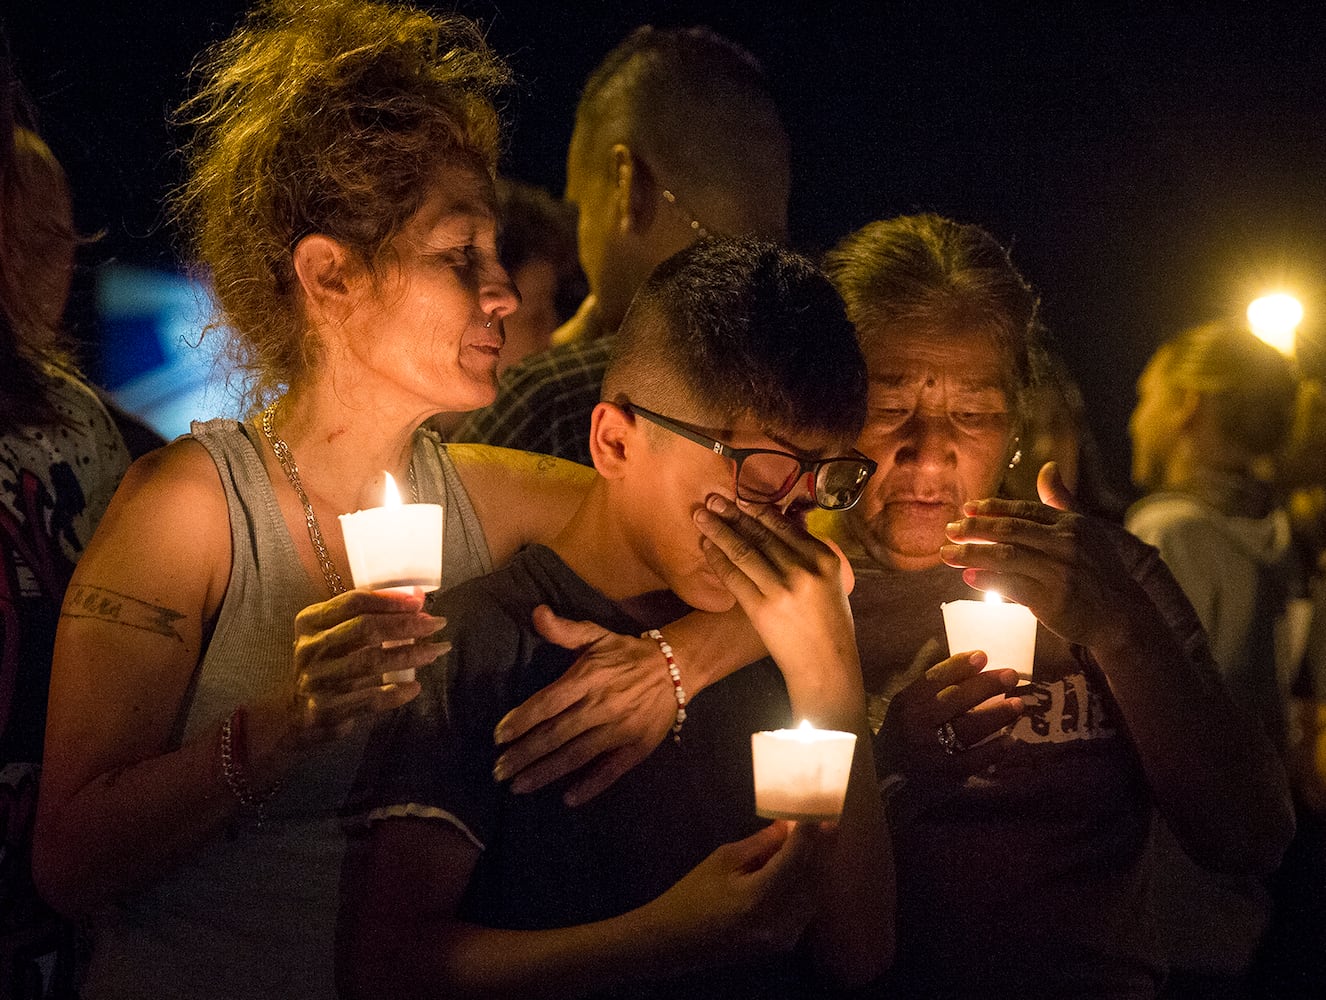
[61,584,187,643]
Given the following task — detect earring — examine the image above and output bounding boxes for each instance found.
[1008,437,1022,469]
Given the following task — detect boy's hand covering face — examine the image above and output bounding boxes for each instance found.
[693,494,857,690]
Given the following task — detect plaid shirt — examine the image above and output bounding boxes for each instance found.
[450,337,614,467]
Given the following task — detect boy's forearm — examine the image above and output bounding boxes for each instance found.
[664,605,765,698]
[350,898,698,1000]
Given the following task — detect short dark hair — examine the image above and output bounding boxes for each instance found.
[495,177,585,326]
[604,237,867,443]
[579,25,768,125]
[575,26,788,232]
[824,214,1045,416]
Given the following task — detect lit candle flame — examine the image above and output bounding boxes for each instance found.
[1247,293,1302,357]
[382,471,402,508]
[984,589,1003,605]
[788,718,818,742]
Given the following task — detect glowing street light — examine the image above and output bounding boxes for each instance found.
[1247,293,1303,356]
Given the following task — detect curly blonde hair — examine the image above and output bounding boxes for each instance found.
[174,0,510,407]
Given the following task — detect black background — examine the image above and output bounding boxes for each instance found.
[8,1,1326,492]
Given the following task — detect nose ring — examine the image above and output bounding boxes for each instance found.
[484,314,494,329]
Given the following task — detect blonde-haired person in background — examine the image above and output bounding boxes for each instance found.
[1128,320,1302,745]
[1126,320,1307,997]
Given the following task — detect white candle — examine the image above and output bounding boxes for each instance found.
[339,472,445,685]
[940,589,1037,681]
[751,720,857,822]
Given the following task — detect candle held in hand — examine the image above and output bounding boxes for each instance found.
[339,472,445,685]
[338,472,445,592]
[751,720,857,822]
[940,589,1037,680]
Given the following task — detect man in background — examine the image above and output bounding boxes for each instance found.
[451,25,790,466]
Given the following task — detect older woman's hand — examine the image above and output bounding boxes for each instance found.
[939,462,1157,656]
[876,651,1023,789]
[283,588,445,746]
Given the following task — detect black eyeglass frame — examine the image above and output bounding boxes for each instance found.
[624,403,877,511]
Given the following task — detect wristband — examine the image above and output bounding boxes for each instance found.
[644,628,686,743]
[219,707,279,826]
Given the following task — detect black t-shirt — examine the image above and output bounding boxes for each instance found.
[849,554,1172,997]
[350,544,802,998]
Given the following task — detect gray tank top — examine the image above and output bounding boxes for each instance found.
[84,419,493,1000]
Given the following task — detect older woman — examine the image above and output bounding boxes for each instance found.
[499,214,1295,997]
[28,2,710,997]
[819,215,1293,995]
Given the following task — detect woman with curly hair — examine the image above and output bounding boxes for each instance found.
[30,2,612,995]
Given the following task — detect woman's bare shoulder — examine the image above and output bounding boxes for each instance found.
[77,436,233,601]
[444,444,592,563]
[446,442,591,480]
[105,436,229,521]
[445,444,593,506]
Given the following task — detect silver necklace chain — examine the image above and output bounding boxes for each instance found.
[259,402,420,598]
[260,403,346,597]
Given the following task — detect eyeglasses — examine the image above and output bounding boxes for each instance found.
[625,404,877,511]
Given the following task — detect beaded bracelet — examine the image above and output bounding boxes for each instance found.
[219,707,278,827]
[644,628,687,743]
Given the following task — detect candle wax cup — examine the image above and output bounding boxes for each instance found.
[338,503,445,593]
[941,598,1037,680]
[751,728,857,822]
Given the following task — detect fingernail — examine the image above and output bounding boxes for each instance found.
[509,774,531,794]
[492,756,509,781]
[493,715,512,743]
[969,650,988,668]
[964,500,981,514]
[706,494,730,513]
[946,521,962,535]
[939,543,960,560]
